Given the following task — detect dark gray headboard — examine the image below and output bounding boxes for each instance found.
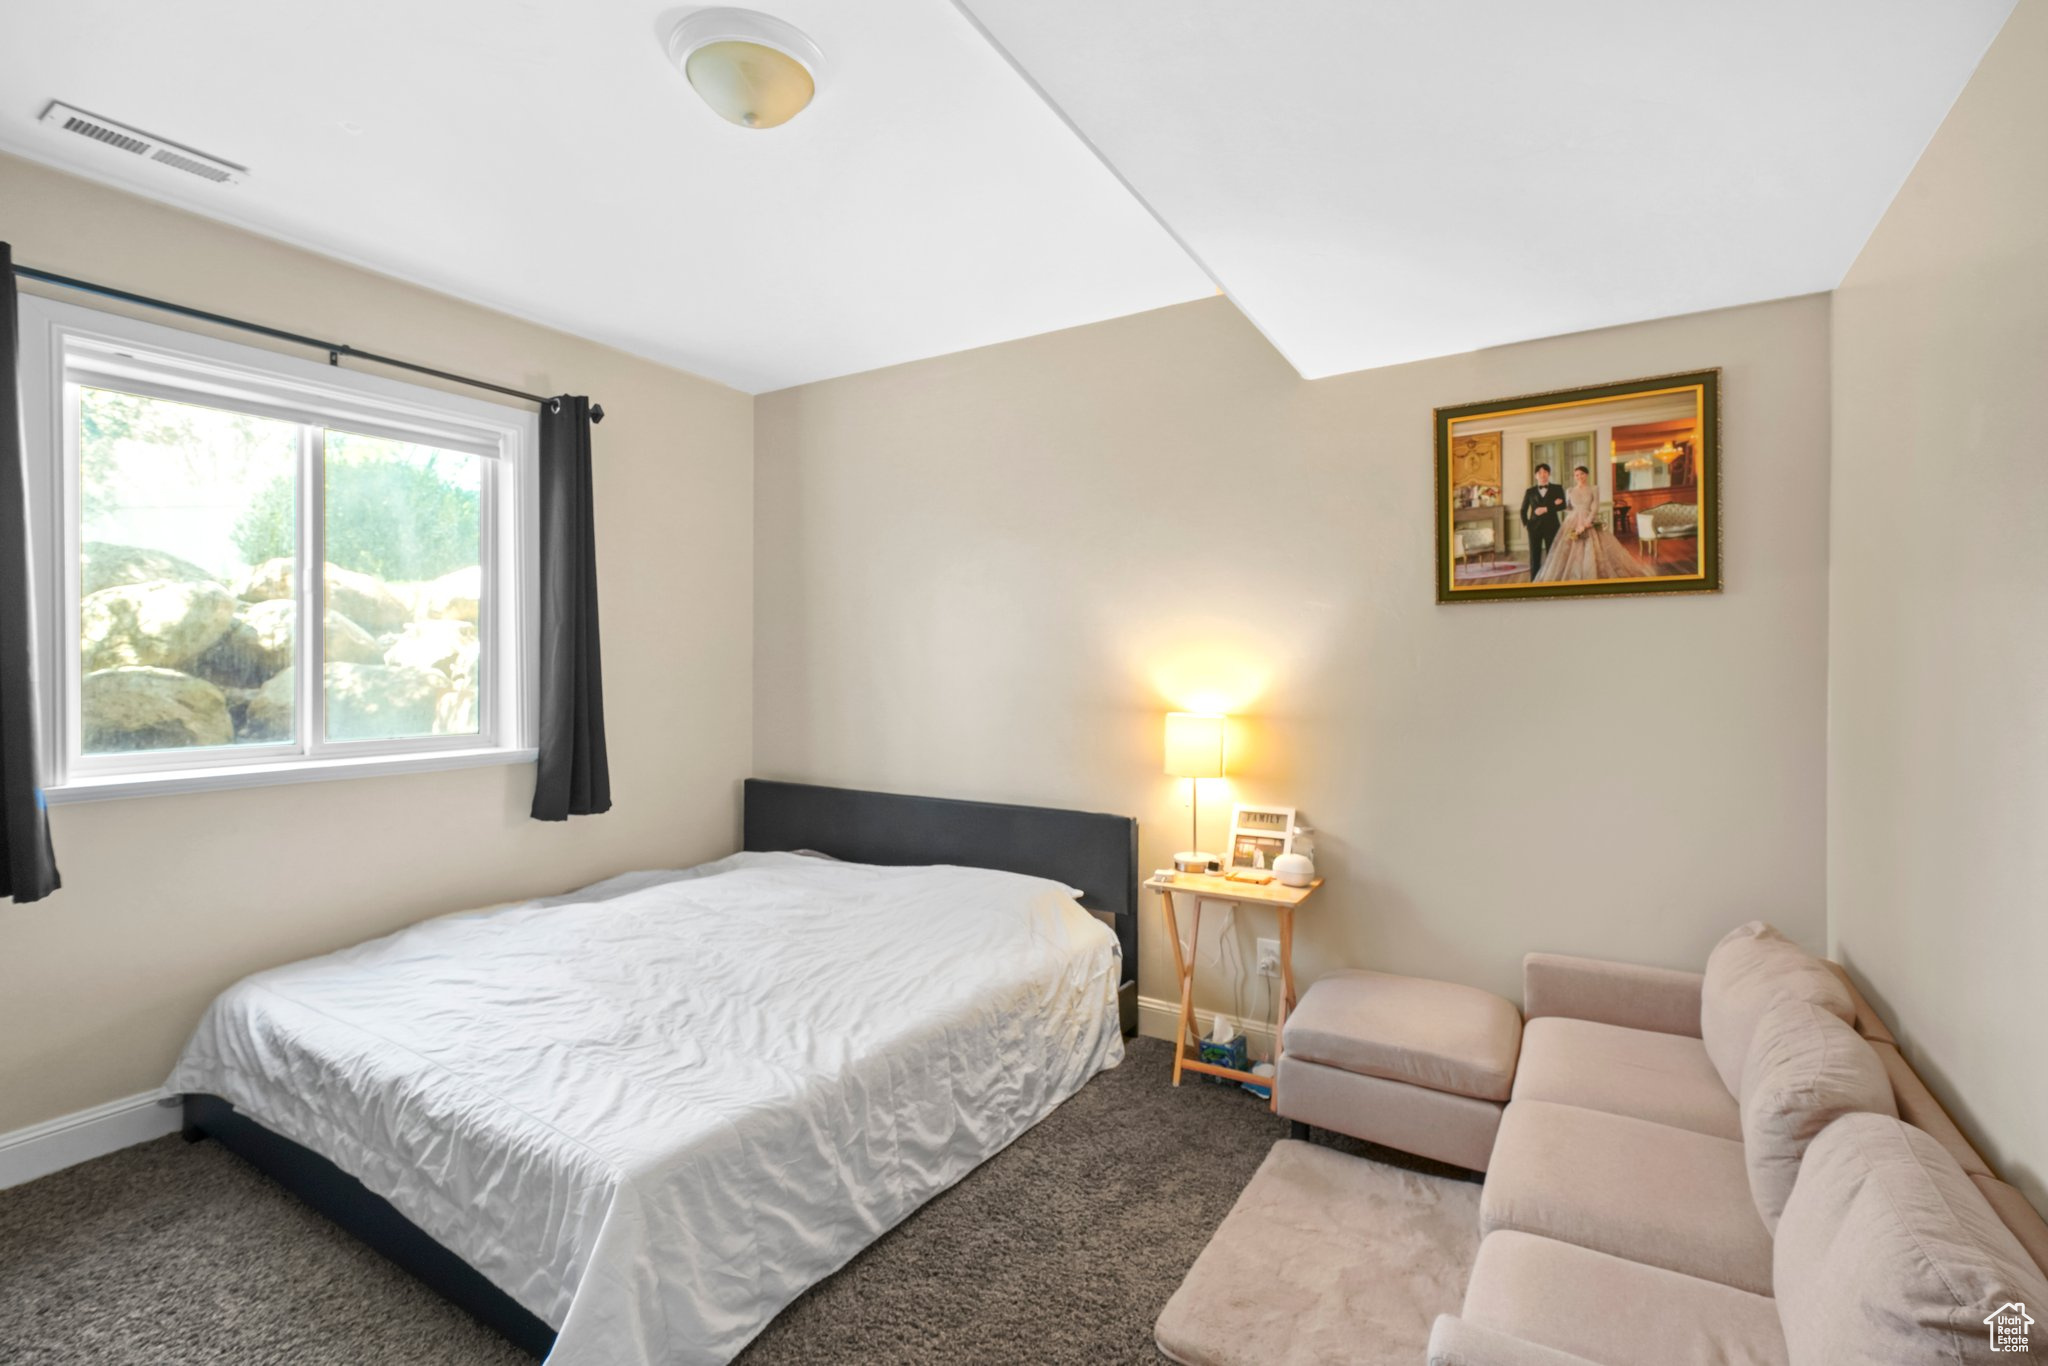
[743,779,1138,1027]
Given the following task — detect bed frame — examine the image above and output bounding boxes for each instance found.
[741,778,1140,1031]
[181,779,1140,1358]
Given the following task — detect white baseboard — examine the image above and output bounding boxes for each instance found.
[0,1091,183,1190]
[1137,993,1279,1061]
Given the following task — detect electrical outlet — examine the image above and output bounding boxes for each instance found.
[1255,937,1280,976]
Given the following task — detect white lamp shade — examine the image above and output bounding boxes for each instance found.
[684,41,815,129]
[1163,712,1227,779]
[666,9,824,131]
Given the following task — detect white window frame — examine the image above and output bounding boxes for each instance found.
[19,294,539,803]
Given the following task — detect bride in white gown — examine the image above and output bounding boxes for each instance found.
[1532,465,1652,583]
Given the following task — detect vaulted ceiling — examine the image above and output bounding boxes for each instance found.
[959,0,2017,377]
[0,1,2016,392]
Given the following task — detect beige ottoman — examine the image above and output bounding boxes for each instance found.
[1276,969,1523,1172]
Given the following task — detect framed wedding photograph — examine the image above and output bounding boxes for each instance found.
[1226,804,1295,871]
[1434,369,1721,604]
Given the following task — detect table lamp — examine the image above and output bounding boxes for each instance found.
[1164,712,1228,873]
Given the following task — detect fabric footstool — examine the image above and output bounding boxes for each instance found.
[1276,969,1523,1172]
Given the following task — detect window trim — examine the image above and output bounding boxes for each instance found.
[19,294,540,803]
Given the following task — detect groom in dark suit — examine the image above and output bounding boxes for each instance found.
[1520,463,1568,579]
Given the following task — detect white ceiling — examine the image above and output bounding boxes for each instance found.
[0,1,1212,393]
[0,1,2017,390]
[959,0,2015,377]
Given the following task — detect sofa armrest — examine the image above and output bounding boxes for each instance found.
[1427,1316,1602,1366]
[1522,953,1703,1038]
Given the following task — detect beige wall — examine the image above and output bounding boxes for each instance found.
[1829,4,2048,1208]
[756,291,1832,1020]
[0,154,755,1133]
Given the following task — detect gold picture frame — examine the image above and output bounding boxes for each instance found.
[1434,369,1722,603]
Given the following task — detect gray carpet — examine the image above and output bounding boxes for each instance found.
[0,1040,1473,1364]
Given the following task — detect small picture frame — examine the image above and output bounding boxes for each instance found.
[1227,804,1295,871]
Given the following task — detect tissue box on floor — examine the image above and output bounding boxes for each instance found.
[1197,1032,1247,1079]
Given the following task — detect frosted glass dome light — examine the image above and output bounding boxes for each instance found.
[666,9,823,130]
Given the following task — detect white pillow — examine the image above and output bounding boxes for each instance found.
[1739,997,1895,1231]
[1777,1115,2048,1362]
[1699,921,1853,1095]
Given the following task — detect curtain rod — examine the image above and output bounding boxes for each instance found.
[12,263,603,423]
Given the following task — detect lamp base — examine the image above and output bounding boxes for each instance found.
[1174,851,1222,875]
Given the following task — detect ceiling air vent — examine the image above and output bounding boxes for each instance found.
[38,101,246,185]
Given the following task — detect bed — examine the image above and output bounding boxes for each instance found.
[169,779,1139,1365]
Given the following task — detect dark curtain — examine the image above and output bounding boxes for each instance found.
[530,395,612,820]
[0,243,60,900]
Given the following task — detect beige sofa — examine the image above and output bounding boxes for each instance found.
[1428,924,2048,1364]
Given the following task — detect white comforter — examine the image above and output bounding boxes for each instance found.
[164,852,1124,1365]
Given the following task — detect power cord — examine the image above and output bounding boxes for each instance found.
[1253,970,1269,1064]
[1221,906,1245,1033]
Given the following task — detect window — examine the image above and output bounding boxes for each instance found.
[20,295,537,800]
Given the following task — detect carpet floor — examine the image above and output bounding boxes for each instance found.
[0,1039,1475,1365]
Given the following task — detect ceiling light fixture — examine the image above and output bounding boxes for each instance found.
[665,8,823,130]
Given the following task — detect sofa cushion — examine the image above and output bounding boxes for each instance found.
[1698,921,1853,1095]
[1511,1016,1739,1140]
[1971,1175,2048,1280]
[1427,1317,1603,1366]
[1480,1099,1774,1295]
[1822,960,1895,1045]
[1738,998,1896,1231]
[1870,1039,1993,1177]
[1776,1113,2048,1363]
[1282,969,1522,1103]
[1462,1230,1788,1366]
